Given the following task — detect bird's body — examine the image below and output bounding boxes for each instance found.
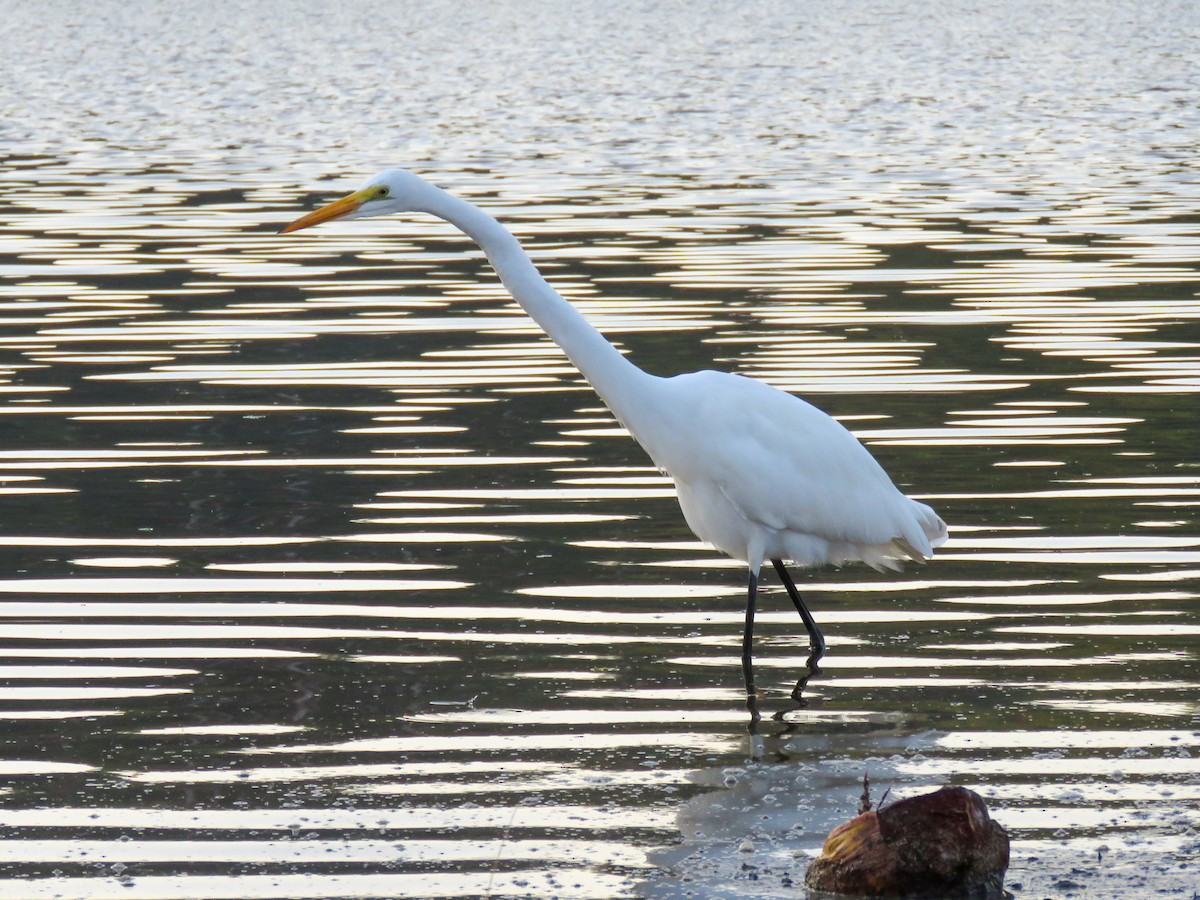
[639,370,945,571]
[281,169,948,688]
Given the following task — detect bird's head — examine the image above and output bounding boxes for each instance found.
[278,168,432,234]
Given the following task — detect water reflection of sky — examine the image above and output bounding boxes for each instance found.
[2,2,1199,898]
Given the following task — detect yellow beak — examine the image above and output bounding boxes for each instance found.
[278,188,372,234]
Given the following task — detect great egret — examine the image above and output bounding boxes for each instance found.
[280,169,948,688]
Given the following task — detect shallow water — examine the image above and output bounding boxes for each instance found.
[1,1,1199,898]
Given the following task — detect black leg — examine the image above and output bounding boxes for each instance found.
[772,558,827,660]
[742,568,759,704]
[790,663,820,705]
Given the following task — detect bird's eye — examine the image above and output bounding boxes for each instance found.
[377,187,389,198]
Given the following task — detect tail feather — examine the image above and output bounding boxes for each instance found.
[911,500,949,549]
[893,537,928,563]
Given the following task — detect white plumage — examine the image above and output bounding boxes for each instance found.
[280,168,948,686]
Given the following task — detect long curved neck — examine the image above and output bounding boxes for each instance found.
[418,186,655,420]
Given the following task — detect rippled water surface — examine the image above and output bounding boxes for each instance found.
[2,2,1199,898]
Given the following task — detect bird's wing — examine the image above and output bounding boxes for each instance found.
[665,372,939,557]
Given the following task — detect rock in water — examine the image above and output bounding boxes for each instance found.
[805,785,1009,898]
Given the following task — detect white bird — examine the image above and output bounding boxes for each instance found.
[280,169,948,687]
